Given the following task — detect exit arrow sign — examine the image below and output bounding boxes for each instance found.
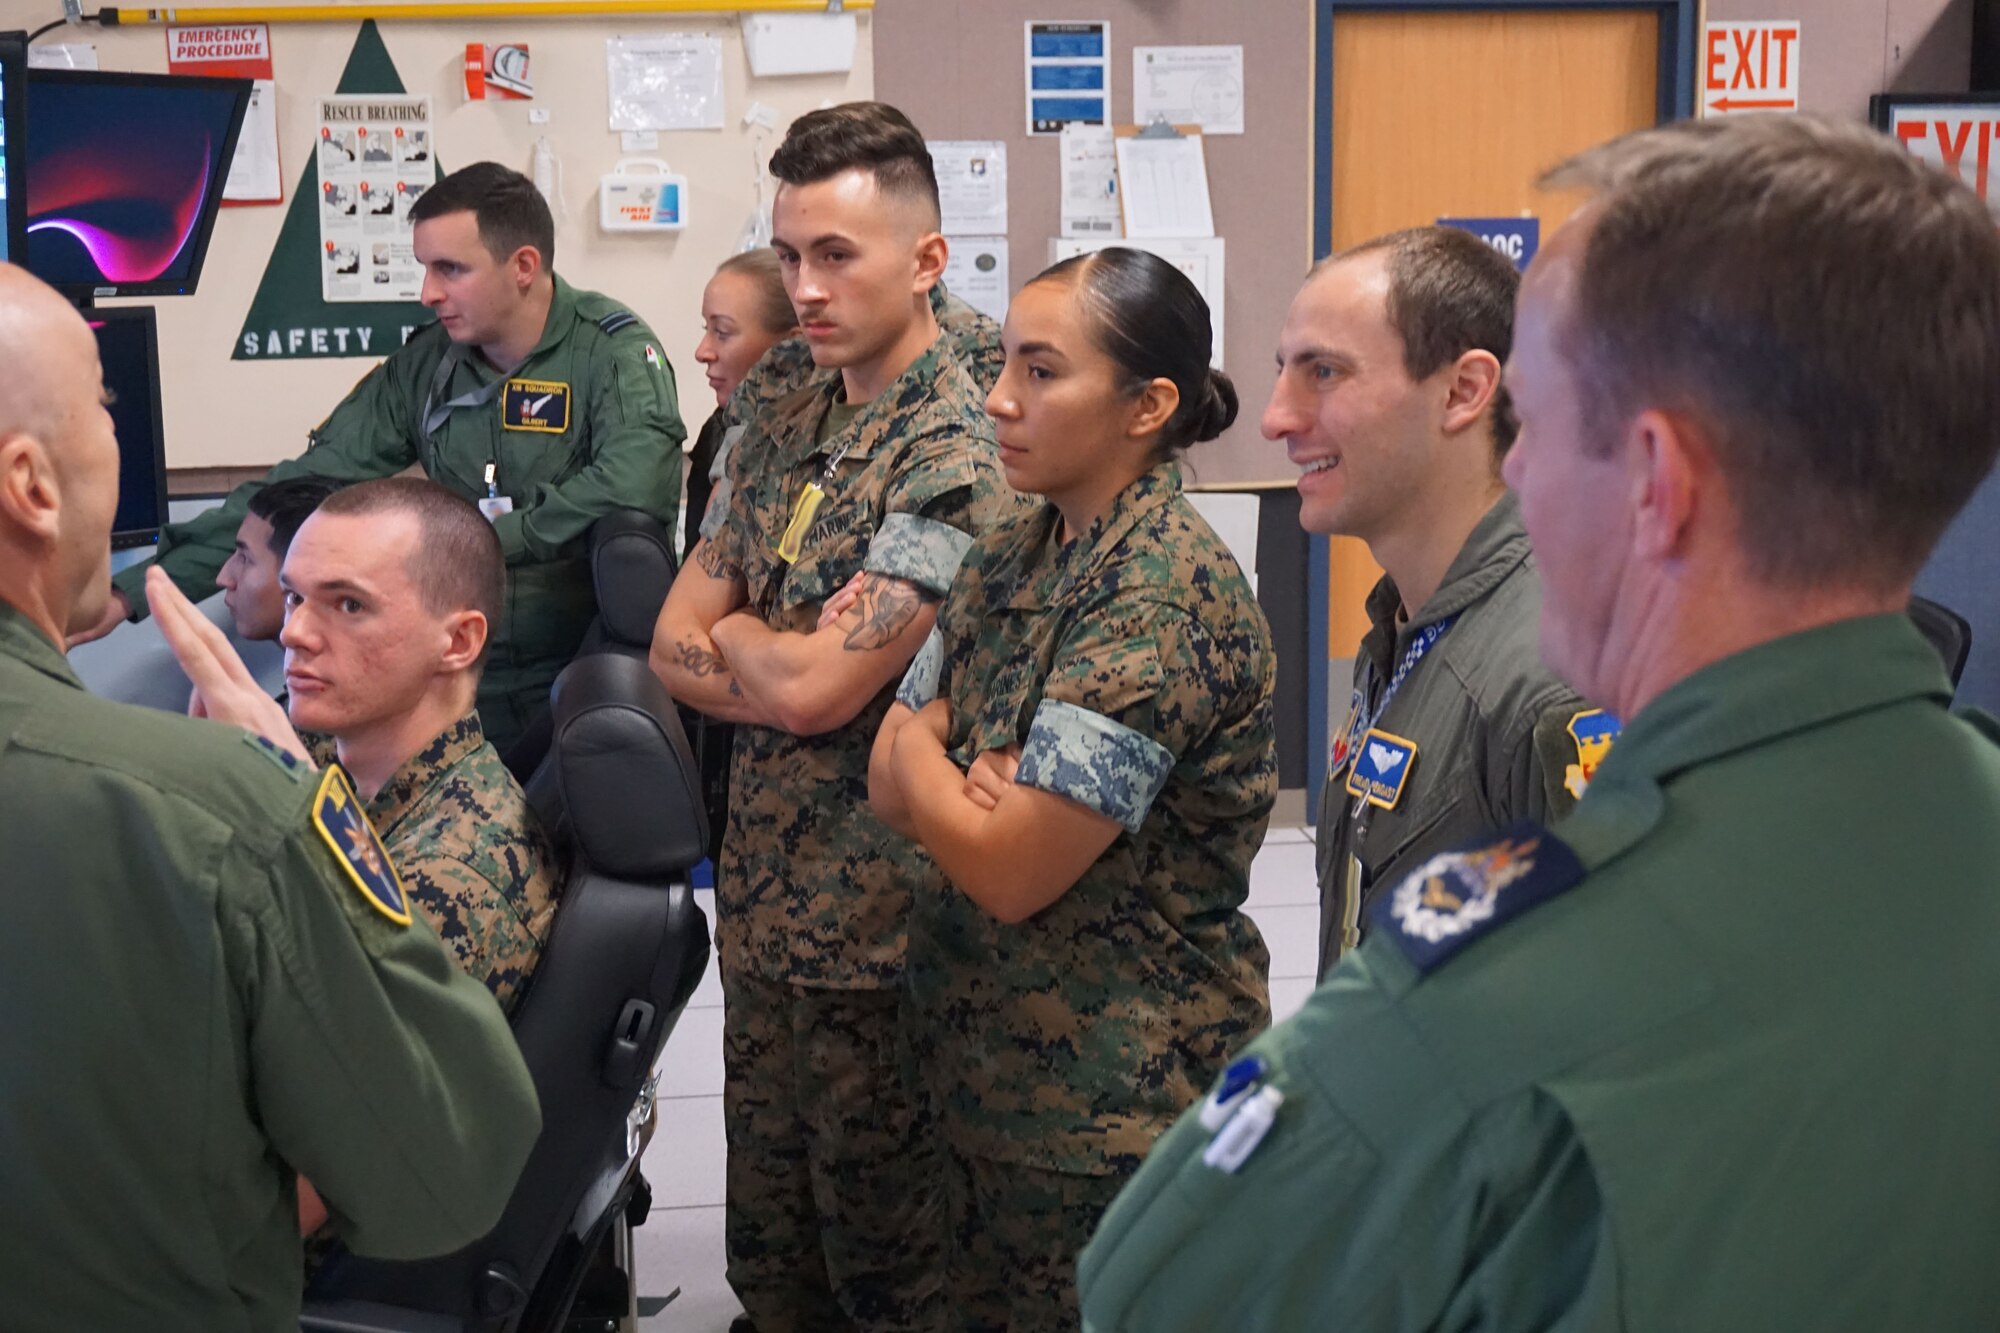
[1703,21,1801,117]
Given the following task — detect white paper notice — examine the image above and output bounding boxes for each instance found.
[1185,492,1259,593]
[943,237,1010,324]
[1026,20,1110,136]
[929,141,1008,235]
[228,81,282,202]
[1115,133,1215,239]
[1133,45,1245,136]
[1060,124,1121,238]
[1050,235,1225,366]
[316,95,432,303]
[607,34,725,132]
[28,43,98,70]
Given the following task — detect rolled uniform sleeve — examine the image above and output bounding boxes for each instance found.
[895,626,946,711]
[1015,600,1215,834]
[224,805,540,1259]
[490,325,686,563]
[111,350,426,614]
[861,427,986,594]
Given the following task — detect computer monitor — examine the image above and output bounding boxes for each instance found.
[91,307,170,550]
[24,68,250,298]
[0,34,26,267]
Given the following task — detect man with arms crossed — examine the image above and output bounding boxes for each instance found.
[651,103,1016,1332]
[0,262,539,1332]
[1082,115,2000,1331]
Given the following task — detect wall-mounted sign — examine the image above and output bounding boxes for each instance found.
[1703,21,1801,116]
[1438,216,1539,271]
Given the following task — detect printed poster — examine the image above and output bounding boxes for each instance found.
[167,23,282,203]
[316,94,432,303]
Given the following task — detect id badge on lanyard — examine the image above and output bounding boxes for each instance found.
[775,425,854,565]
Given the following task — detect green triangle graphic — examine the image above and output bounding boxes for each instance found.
[232,19,440,361]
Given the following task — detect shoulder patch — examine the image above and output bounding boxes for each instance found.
[1372,821,1583,973]
[242,731,308,783]
[311,765,412,927]
[1560,708,1622,800]
[596,309,639,336]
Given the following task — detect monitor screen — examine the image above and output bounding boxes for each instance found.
[0,35,24,267]
[24,69,250,297]
[91,307,169,550]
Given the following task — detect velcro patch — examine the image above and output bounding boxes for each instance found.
[503,378,571,433]
[1562,708,1622,801]
[311,765,411,926]
[1372,821,1583,973]
[1345,727,1417,810]
[242,731,307,783]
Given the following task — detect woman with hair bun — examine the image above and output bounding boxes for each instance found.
[865,246,1277,1331]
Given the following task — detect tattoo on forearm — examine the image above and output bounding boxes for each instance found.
[676,640,733,679]
[843,576,935,652]
[695,541,740,582]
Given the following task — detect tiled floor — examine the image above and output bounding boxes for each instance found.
[633,824,1321,1330]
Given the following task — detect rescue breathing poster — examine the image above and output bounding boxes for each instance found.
[316,94,432,302]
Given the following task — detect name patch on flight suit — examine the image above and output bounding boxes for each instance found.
[1346,728,1418,810]
[1374,822,1584,972]
[311,765,412,926]
[503,378,571,433]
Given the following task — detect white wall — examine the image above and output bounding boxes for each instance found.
[0,4,873,469]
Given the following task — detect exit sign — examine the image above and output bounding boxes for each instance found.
[1704,21,1801,116]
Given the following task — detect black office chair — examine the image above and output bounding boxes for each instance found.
[1908,594,1973,694]
[303,652,712,1333]
[504,510,679,784]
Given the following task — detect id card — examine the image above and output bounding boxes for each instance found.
[775,482,826,563]
[477,495,515,521]
[1345,727,1418,810]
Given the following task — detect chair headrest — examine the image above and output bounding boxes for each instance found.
[589,510,678,651]
[545,653,708,878]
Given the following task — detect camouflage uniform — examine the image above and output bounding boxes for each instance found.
[897,464,1277,1332]
[700,283,1004,545]
[360,713,562,1009]
[705,339,1020,1332]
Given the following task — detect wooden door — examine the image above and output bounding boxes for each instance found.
[1320,8,1659,661]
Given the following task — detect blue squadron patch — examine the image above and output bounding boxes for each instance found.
[241,731,307,782]
[503,378,571,433]
[1372,821,1583,972]
[311,765,412,926]
[1563,709,1623,800]
[1345,727,1418,809]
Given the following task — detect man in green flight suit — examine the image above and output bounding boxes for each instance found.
[73,161,686,754]
[1080,116,2000,1331]
[0,262,541,1331]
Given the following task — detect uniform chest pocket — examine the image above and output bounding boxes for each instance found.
[499,413,587,495]
[773,507,870,614]
[1362,753,1472,875]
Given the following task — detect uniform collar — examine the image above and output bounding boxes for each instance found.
[772,337,956,469]
[524,274,579,362]
[364,713,488,835]
[1595,613,1950,793]
[0,599,86,692]
[999,463,1182,611]
[1367,491,1529,641]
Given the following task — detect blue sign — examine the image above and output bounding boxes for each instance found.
[1438,216,1540,271]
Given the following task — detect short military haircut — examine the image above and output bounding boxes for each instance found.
[408,161,557,271]
[1323,226,1522,456]
[715,247,798,336]
[314,477,505,670]
[767,102,942,228]
[1541,114,2000,594]
[247,476,344,558]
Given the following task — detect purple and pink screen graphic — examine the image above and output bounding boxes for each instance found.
[25,81,238,286]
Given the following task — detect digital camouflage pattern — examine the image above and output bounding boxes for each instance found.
[112,276,686,753]
[701,284,1006,541]
[906,463,1276,1172]
[944,1153,1125,1333]
[704,339,1021,988]
[361,713,562,1008]
[721,969,943,1331]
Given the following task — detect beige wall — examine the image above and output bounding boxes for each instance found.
[874,0,1312,487]
[0,3,873,469]
[1708,0,1972,117]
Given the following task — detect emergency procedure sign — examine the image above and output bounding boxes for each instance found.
[1703,21,1801,117]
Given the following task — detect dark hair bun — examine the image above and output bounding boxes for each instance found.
[1191,370,1239,444]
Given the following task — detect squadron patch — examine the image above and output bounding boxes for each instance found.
[311,765,412,926]
[1328,688,1364,779]
[1373,821,1584,972]
[502,378,571,433]
[1563,709,1623,800]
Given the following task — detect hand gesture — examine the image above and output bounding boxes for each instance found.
[147,567,314,766]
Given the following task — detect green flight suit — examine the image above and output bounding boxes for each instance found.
[1318,494,1593,977]
[0,602,542,1333]
[111,275,685,753]
[1080,614,2000,1332]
